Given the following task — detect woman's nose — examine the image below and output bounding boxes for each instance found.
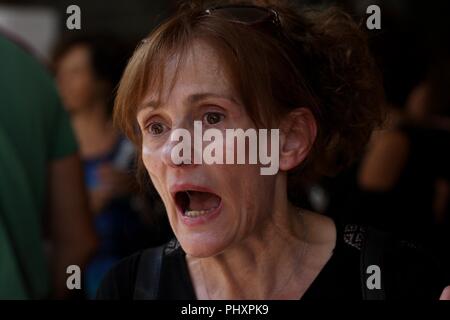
[161,129,197,168]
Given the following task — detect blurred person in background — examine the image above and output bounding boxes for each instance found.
[320,16,450,283]
[53,34,166,298]
[53,35,133,215]
[0,32,97,299]
[314,5,449,240]
[357,51,450,279]
[359,55,450,233]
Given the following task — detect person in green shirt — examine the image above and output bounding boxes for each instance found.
[0,33,97,299]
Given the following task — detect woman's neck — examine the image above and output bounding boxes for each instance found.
[187,197,337,300]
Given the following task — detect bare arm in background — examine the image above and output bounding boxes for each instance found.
[48,153,98,299]
[359,129,449,223]
[358,130,410,191]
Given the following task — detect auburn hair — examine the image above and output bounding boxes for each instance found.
[114,0,385,191]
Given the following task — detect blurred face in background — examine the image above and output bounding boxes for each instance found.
[56,44,104,113]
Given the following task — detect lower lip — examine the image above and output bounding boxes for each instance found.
[179,201,223,227]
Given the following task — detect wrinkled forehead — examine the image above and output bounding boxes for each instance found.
[140,39,238,109]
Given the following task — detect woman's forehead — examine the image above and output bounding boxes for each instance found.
[141,39,236,107]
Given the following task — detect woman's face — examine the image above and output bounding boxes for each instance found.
[137,40,278,257]
[56,44,99,112]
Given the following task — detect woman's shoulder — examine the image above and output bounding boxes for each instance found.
[336,223,446,299]
[96,250,143,300]
[96,240,181,300]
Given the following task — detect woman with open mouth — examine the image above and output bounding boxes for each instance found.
[97,1,449,300]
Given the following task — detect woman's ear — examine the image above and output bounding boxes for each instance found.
[279,108,317,171]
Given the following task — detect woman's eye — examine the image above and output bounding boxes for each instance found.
[204,112,224,125]
[147,122,167,135]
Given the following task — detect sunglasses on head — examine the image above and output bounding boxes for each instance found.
[140,5,282,44]
[204,5,281,28]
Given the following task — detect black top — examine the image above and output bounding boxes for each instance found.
[96,223,446,300]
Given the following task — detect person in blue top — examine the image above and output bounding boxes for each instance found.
[53,34,157,298]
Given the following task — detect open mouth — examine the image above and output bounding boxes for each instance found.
[174,190,222,218]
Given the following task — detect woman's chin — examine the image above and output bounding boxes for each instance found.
[178,234,229,258]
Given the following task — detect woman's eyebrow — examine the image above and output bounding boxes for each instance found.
[137,92,239,115]
[136,101,158,125]
[186,92,239,106]
[138,100,160,112]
